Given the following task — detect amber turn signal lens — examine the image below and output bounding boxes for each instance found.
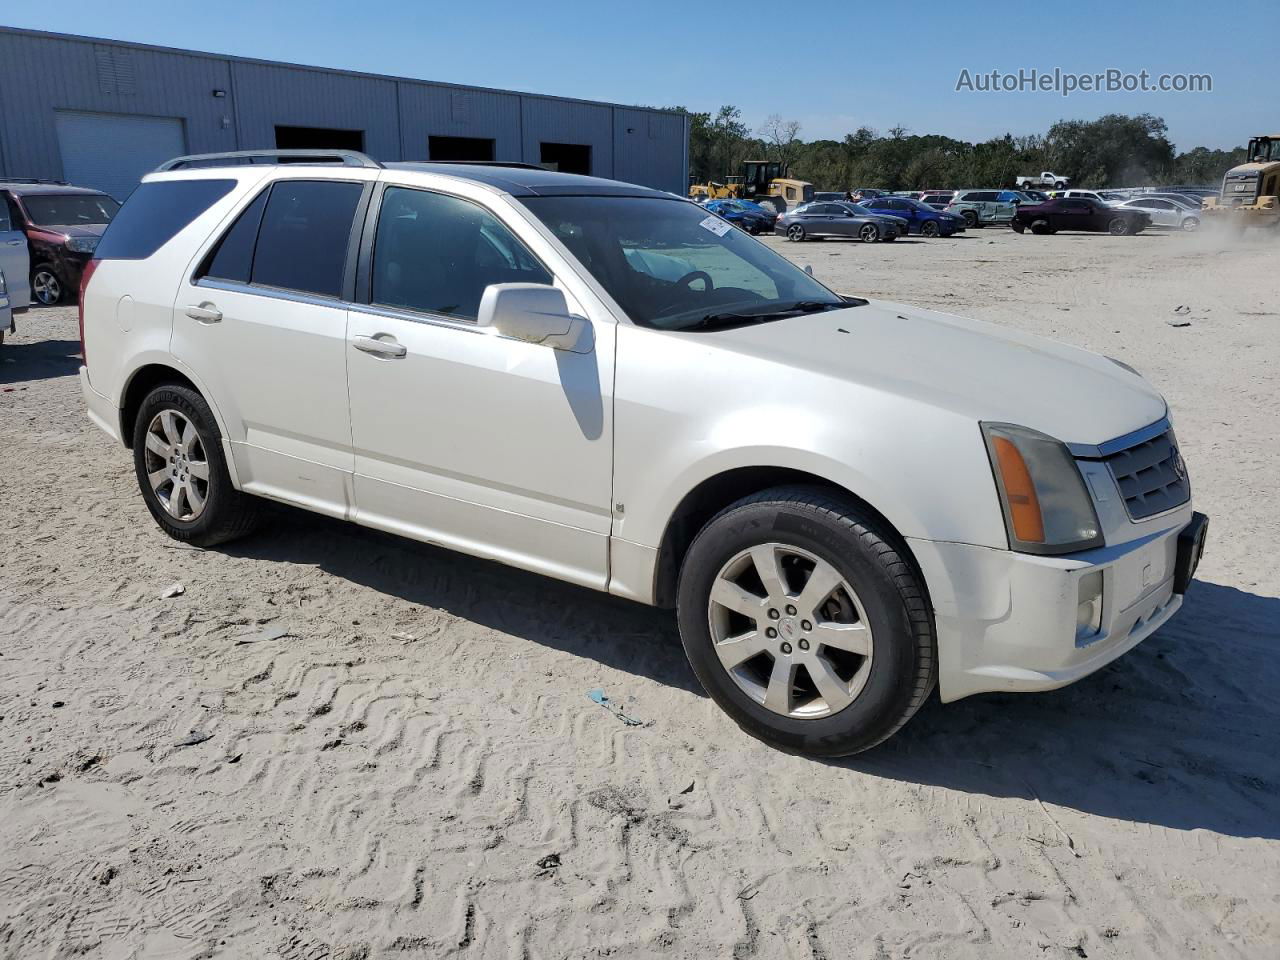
[992,436,1045,543]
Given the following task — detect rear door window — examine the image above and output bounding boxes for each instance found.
[198,189,270,284]
[95,179,235,260]
[369,186,551,321]
[251,180,363,298]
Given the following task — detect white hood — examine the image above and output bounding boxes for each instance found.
[703,300,1166,446]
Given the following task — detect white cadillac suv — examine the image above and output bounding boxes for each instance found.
[78,151,1208,755]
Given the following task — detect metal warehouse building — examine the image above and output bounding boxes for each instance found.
[0,27,690,200]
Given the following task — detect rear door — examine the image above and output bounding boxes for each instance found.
[172,173,372,518]
[0,195,30,310]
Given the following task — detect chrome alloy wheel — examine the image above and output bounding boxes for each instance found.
[143,410,210,521]
[32,269,62,305]
[707,543,873,719]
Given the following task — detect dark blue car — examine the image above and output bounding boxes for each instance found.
[704,198,777,235]
[861,196,965,237]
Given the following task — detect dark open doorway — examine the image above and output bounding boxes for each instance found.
[539,142,591,175]
[274,125,365,152]
[428,136,496,162]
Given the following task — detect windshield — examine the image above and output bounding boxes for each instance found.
[521,196,844,331]
[23,193,120,226]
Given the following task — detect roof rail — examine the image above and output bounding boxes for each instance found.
[0,177,71,185]
[411,160,547,171]
[155,149,383,172]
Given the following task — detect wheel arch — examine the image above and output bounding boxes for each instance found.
[117,360,242,490]
[650,465,928,611]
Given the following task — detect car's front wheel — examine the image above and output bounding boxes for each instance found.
[1108,216,1132,236]
[1181,216,1200,232]
[132,384,261,547]
[858,223,880,243]
[676,486,936,756]
[31,264,65,305]
[1011,220,1026,233]
[921,220,940,238]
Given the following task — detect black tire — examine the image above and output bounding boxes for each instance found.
[962,210,979,228]
[1011,221,1026,233]
[675,485,937,756]
[858,223,880,243]
[1030,218,1051,235]
[921,220,940,238]
[1107,216,1131,236]
[132,384,261,547]
[31,263,66,305]
[786,223,806,242]
[1181,217,1200,232]
[1054,181,1067,190]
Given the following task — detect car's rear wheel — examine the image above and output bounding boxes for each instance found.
[1030,219,1051,235]
[1108,216,1131,236]
[786,224,806,242]
[921,220,939,238]
[859,223,880,243]
[133,384,261,547]
[962,210,979,228]
[31,264,65,305]
[676,486,936,756]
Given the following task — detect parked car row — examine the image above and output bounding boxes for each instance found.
[775,198,967,243]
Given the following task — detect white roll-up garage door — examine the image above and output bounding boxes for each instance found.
[54,111,187,201]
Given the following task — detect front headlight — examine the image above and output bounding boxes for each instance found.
[981,422,1104,555]
[66,236,99,254]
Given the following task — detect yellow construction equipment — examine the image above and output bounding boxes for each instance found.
[688,162,814,213]
[1201,134,1280,229]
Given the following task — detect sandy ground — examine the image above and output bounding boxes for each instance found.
[1,225,1278,959]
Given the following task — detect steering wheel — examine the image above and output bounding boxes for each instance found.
[675,270,714,293]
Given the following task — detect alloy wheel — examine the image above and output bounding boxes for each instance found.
[707,543,874,719]
[787,224,805,241]
[142,409,211,521]
[859,224,879,242]
[32,270,61,305]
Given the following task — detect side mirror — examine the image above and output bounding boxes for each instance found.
[477,283,591,353]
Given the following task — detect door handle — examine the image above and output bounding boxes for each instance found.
[4,239,22,246]
[185,303,222,324]
[352,335,407,358]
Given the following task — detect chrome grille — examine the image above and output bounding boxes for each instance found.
[1103,429,1190,520]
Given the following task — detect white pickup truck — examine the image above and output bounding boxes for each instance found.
[1016,171,1070,190]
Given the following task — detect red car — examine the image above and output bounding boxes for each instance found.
[1011,197,1150,236]
[1,181,120,304]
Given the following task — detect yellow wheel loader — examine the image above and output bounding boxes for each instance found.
[1201,135,1280,229]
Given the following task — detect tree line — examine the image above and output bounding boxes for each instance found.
[680,107,1245,191]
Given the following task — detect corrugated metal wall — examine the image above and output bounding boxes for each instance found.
[0,28,687,194]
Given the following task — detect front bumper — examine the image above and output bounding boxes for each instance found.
[909,506,1205,701]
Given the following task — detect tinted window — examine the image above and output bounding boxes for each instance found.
[23,193,119,227]
[252,180,363,298]
[96,179,235,260]
[199,189,269,284]
[0,202,9,233]
[371,186,551,321]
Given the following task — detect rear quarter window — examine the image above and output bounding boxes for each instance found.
[95,179,236,260]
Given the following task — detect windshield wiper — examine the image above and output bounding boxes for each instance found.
[686,300,846,331]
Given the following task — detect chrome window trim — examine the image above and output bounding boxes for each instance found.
[349,300,490,336]
[195,276,348,310]
[1067,417,1172,460]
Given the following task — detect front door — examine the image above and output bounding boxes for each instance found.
[0,196,31,310]
[172,175,371,517]
[345,182,615,589]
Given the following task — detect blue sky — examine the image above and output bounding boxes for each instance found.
[4,0,1272,150]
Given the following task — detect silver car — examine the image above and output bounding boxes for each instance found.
[1118,197,1201,231]
[775,201,907,242]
